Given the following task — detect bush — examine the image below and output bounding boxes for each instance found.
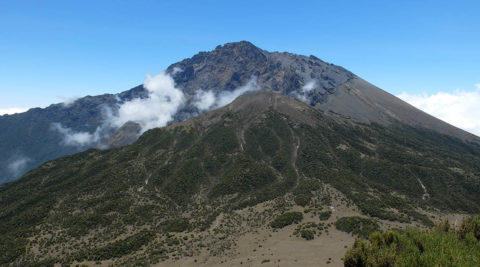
[292,178,322,206]
[270,212,303,228]
[335,216,380,238]
[294,194,311,206]
[457,216,480,240]
[163,218,190,232]
[318,210,332,221]
[300,229,315,240]
[344,217,480,267]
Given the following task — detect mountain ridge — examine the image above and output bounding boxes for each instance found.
[0,41,478,185]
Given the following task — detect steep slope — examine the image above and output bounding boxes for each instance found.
[168,41,479,143]
[1,91,480,266]
[0,86,147,183]
[1,41,478,183]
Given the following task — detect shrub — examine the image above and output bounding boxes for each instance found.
[344,218,480,267]
[318,210,332,221]
[163,218,190,232]
[270,212,303,228]
[457,216,480,240]
[300,229,315,240]
[335,216,380,238]
[294,194,311,207]
[292,178,322,206]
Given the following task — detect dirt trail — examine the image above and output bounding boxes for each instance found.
[289,126,301,182]
[417,178,430,200]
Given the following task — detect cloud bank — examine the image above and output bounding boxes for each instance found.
[0,107,29,115]
[397,84,480,137]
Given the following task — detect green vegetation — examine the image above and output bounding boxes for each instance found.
[293,178,322,206]
[335,216,380,238]
[1,93,480,265]
[75,230,156,261]
[300,229,315,240]
[270,212,303,228]
[211,155,276,196]
[345,216,480,267]
[293,222,325,240]
[318,210,332,221]
[163,218,190,232]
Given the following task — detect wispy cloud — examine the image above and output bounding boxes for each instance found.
[302,79,317,92]
[293,79,317,102]
[397,84,480,136]
[7,156,31,177]
[51,123,103,147]
[193,77,260,110]
[57,96,79,107]
[0,107,29,115]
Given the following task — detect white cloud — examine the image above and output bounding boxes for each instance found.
[292,79,317,102]
[302,79,317,92]
[51,123,102,147]
[216,78,260,107]
[110,71,185,133]
[172,67,183,75]
[194,90,216,110]
[57,96,79,107]
[397,84,480,137]
[193,77,260,110]
[0,107,29,115]
[7,156,31,177]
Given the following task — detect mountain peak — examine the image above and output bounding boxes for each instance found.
[214,40,261,52]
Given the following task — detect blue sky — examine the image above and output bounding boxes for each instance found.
[1,1,479,133]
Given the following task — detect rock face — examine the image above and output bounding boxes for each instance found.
[169,41,353,97]
[0,41,478,183]
[168,41,355,120]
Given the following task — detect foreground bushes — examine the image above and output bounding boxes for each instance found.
[344,216,480,267]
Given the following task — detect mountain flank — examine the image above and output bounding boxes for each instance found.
[1,91,480,266]
[1,41,478,184]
